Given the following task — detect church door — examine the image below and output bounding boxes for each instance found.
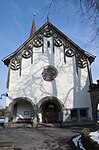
[42,102,59,123]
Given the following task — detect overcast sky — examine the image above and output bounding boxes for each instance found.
[0,0,99,107]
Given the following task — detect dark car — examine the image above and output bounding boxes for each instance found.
[0,116,5,127]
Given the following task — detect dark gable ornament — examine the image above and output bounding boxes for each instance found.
[33,35,43,47]
[65,47,75,57]
[54,37,62,47]
[76,53,87,68]
[10,57,21,70]
[64,46,87,69]
[22,49,32,59]
[42,65,58,81]
[43,28,53,37]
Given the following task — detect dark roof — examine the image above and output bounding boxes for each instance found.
[3,21,96,66]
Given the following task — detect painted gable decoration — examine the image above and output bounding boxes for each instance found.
[3,22,95,77]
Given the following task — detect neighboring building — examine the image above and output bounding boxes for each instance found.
[3,18,96,127]
[0,108,5,116]
[89,80,99,123]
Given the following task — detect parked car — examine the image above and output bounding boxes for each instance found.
[0,116,5,126]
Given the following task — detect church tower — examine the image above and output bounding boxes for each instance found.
[3,17,95,127]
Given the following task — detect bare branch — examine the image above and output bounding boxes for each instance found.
[43,0,99,44]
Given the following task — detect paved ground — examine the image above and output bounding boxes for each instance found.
[0,124,99,150]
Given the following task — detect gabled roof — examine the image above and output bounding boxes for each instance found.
[3,21,96,66]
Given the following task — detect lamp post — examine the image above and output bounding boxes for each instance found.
[0,93,8,99]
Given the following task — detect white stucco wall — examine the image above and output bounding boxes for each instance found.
[6,36,92,120]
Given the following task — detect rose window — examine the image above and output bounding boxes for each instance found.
[42,65,58,81]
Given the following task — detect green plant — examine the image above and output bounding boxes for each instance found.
[81,128,99,150]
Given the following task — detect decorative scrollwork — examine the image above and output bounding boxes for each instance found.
[42,65,58,81]
[54,37,62,47]
[44,28,53,37]
[22,49,32,59]
[33,35,43,47]
[76,53,87,68]
[65,48,75,57]
[10,57,21,70]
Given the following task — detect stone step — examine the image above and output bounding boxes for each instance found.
[0,142,14,150]
[6,122,62,128]
[39,123,61,127]
[10,123,32,128]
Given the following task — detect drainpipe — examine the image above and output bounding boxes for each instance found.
[33,105,39,127]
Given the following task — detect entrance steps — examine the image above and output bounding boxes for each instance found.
[39,123,62,127]
[9,122,32,128]
[7,122,62,128]
[0,142,14,150]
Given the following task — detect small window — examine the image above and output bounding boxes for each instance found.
[47,41,50,47]
[80,109,87,119]
[71,109,78,120]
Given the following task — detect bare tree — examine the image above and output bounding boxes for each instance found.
[44,0,99,44]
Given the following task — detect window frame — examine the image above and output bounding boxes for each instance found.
[71,109,78,121]
[47,41,50,47]
[80,108,88,120]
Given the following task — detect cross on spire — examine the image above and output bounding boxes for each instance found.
[47,15,49,22]
[30,13,36,37]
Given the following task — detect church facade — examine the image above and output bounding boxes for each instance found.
[3,20,95,126]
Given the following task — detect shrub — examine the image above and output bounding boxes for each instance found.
[81,128,90,136]
[81,128,99,150]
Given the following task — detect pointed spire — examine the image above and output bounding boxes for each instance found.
[30,13,36,37]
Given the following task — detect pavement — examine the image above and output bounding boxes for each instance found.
[0,124,99,150]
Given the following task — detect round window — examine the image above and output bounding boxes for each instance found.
[42,65,58,81]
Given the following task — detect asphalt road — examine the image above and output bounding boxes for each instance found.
[0,124,98,150]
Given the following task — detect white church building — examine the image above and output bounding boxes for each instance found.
[3,18,95,126]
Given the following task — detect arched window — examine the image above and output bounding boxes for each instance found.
[47,41,50,47]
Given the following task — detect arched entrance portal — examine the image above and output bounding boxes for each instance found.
[9,97,35,123]
[37,97,63,123]
[42,102,59,123]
